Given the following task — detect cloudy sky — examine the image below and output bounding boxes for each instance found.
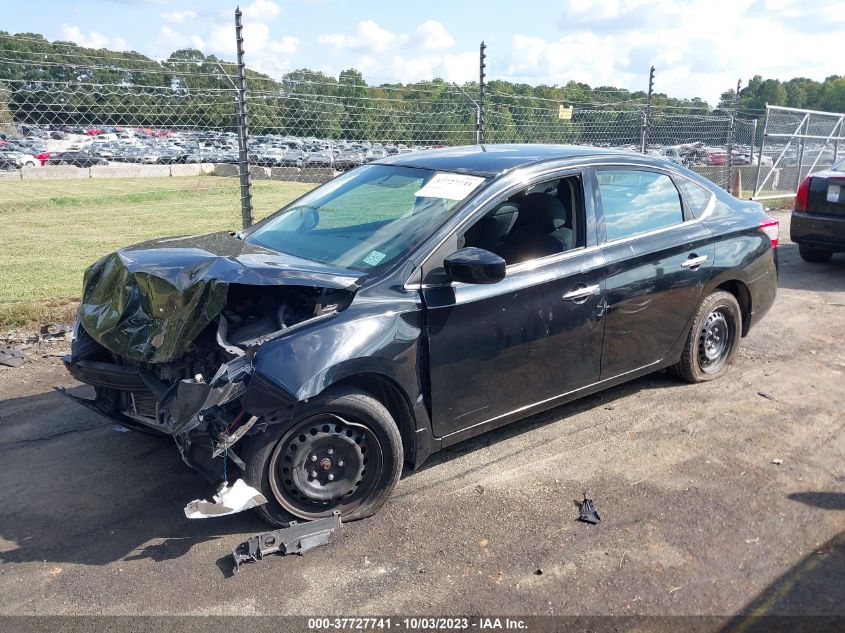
[5,0,844,103]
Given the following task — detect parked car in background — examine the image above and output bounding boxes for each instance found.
[305,148,334,167]
[791,158,845,262]
[46,151,108,167]
[0,149,38,168]
[63,144,778,528]
[334,148,366,170]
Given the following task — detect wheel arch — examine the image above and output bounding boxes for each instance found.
[320,372,417,467]
[714,279,752,337]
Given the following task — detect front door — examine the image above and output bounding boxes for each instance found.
[422,172,606,438]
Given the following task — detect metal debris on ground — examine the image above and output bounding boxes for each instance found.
[0,345,26,368]
[232,512,342,572]
[40,322,72,341]
[183,478,267,519]
[577,492,601,524]
[772,458,784,465]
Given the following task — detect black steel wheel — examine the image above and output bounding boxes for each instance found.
[697,307,734,374]
[242,387,403,527]
[671,290,742,383]
[267,414,383,518]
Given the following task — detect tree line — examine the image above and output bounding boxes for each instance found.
[1,31,842,147]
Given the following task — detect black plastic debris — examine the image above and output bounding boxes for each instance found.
[0,345,25,368]
[232,511,342,572]
[577,492,601,524]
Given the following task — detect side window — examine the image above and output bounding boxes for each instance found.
[675,177,713,218]
[596,169,684,242]
[460,175,585,266]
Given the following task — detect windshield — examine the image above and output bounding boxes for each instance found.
[245,164,486,271]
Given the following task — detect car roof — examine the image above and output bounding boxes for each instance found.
[373,143,633,177]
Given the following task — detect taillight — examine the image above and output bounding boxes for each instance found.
[759,217,779,248]
[794,176,812,212]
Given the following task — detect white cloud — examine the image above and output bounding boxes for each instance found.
[501,0,845,103]
[160,10,197,24]
[414,20,454,50]
[318,20,407,54]
[242,0,282,20]
[155,25,205,54]
[207,21,298,76]
[61,24,127,50]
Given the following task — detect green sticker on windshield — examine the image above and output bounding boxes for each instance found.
[362,250,387,266]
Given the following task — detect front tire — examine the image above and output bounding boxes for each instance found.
[799,244,833,263]
[671,290,742,383]
[242,387,403,527]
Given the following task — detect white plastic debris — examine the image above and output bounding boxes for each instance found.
[184,479,268,519]
[772,458,783,465]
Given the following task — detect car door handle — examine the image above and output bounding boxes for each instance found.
[681,255,709,269]
[563,284,601,302]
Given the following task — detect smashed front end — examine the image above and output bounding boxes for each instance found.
[62,232,357,480]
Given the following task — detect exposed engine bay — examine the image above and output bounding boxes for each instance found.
[62,231,362,480]
[64,282,354,479]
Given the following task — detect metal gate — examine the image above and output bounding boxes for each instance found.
[752,105,845,200]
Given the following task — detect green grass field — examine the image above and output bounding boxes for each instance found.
[0,176,314,326]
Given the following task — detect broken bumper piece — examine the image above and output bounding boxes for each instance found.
[232,511,342,572]
[184,478,268,519]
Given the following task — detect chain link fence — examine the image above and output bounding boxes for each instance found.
[1,27,806,312]
[752,105,844,199]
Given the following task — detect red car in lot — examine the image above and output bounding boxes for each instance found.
[706,151,727,166]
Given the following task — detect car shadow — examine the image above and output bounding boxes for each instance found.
[0,384,268,567]
[0,370,676,568]
[405,371,677,482]
[775,243,845,293]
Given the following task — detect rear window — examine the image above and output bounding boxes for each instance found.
[675,177,714,218]
[833,158,845,172]
[596,169,684,242]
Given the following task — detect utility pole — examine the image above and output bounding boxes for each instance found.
[234,7,254,228]
[478,41,486,145]
[641,65,655,153]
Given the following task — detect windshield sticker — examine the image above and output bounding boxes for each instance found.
[414,173,485,200]
[362,250,387,266]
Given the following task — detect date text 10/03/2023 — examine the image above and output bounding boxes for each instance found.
[307,618,528,630]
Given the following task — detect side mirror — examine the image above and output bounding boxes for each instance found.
[443,247,506,285]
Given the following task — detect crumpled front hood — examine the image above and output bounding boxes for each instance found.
[79,231,361,363]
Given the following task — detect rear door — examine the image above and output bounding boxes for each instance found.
[592,167,716,378]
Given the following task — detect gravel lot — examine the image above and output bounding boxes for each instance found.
[0,209,842,617]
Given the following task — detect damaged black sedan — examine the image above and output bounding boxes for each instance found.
[64,145,778,526]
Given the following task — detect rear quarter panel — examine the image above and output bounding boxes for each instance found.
[704,198,778,331]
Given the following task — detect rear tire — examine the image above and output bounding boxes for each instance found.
[241,387,403,527]
[799,244,833,263]
[671,290,742,383]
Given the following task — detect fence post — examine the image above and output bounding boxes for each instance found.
[478,41,486,144]
[750,118,757,164]
[235,7,254,229]
[795,116,808,189]
[753,104,769,197]
[641,65,654,153]
[725,78,740,192]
